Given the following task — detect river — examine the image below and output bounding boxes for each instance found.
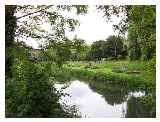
[55,80,147,118]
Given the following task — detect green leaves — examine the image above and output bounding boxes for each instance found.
[15,5,88,48]
[128,6,156,61]
[88,36,126,61]
[5,45,75,117]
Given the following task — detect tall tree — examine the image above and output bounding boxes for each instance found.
[87,36,125,61]
[72,36,87,61]
[98,5,156,61]
[105,35,124,59]
[89,40,106,61]
[128,6,156,60]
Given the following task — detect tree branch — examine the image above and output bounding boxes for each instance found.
[16,5,53,20]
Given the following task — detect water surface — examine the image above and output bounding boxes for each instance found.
[55,80,145,118]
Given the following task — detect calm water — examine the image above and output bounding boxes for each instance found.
[55,80,145,118]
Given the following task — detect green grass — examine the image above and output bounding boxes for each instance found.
[65,60,155,85]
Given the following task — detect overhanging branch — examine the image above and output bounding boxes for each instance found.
[16,5,53,20]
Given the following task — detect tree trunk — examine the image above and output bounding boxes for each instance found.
[5,5,17,77]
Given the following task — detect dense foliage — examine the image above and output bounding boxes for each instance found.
[87,36,127,60]
[71,36,88,61]
[5,5,87,117]
[5,5,156,118]
[6,46,60,117]
[128,6,156,61]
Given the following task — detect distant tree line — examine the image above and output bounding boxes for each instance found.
[42,35,128,64]
[86,35,128,61]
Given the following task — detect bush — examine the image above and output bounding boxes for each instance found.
[6,46,75,117]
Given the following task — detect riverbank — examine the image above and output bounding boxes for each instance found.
[58,60,156,117]
[64,60,155,92]
[35,60,156,117]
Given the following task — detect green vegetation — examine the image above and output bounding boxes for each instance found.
[85,78,155,117]
[87,36,127,61]
[126,95,156,117]
[5,5,156,118]
[66,60,155,84]
[64,61,156,117]
[5,45,79,117]
[5,5,87,117]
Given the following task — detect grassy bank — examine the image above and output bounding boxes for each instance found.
[64,60,155,91]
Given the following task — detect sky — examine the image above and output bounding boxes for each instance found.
[65,6,118,44]
[17,6,122,49]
